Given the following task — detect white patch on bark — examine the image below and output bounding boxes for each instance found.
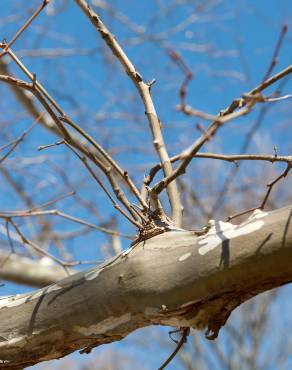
[179,252,192,261]
[46,284,62,293]
[74,313,131,336]
[198,210,268,256]
[0,294,28,309]
[180,300,197,308]
[0,283,63,309]
[122,246,133,257]
[0,335,25,348]
[84,269,100,281]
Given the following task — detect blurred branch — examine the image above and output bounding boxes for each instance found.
[0,209,133,239]
[0,57,145,227]
[158,328,190,370]
[0,250,72,287]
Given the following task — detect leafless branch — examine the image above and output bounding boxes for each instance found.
[0,0,49,58]
[64,141,143,228]
[0,51,146,227]
[0,118,38,164]
[151,64,292,196]
[0,209,133,239]
[74,0,183,226]
[261,24,288,82]
[145,152,292,187]
[158,327,190,370]
[227,163,291,221]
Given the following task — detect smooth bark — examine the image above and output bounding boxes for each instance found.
[0,205,291,369]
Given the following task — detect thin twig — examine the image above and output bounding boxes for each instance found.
[0,209,133,239]
[211,24,290,214]
[8,219,71,270]
[0,70,145,226]
[60,114,147,210]
[261,24,288,82]
[0,0,49,58]
[227,163,291,221]
[151,64,292,196]
[64,141,143,228]
[145,152,292,186]
[0,118,39,164]
[158,327,190,370]
[75,0,183,226]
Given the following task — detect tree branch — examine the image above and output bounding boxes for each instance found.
[145,152,292,187]
[151,64,292,195]
[74,0,183,226]
[0,205,291,368]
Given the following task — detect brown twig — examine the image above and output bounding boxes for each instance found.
[145,152,292,187]
[0,60,146,225]
[158,327,190,370]
[0,209,133,239]
[151,63,292,196]
[75,0,183,226]
[64,141,143,229]
[7,219,71,270]
[0,118,39,164]
[0,0,49,58]
[60,114,147,211]
[261,24,288,82]
[227,163,291,221]
[167,49,193,107]
[211,24,290,214]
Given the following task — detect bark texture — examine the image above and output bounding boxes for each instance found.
[0,205,291,369]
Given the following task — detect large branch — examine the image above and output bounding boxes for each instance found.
[0,205,291,368]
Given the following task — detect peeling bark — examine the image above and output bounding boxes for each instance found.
[0,205,291,369]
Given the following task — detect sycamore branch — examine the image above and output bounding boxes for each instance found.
[0,205,291,369]
[0,69,144,228]
[145,152,292,187]
[74,0,183,226]
[151,64,292,196]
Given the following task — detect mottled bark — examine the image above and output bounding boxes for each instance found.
[0,205,291,369]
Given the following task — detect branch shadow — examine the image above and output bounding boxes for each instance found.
[281,208,292,248]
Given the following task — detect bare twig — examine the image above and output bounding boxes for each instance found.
[8,219,71,269]
[60,114,147,211]
[261,24,288,82]
[0,0,49,58]
[211,24,290,214]
[0,209,133,239]
[145,152,292,187]
[158,327,190,370]
[227,163,291,221]
[0,59,146,225]
[64,141,143,228]
[0,118,39,164]
[151,64,292,196]
[75,0,183,226]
